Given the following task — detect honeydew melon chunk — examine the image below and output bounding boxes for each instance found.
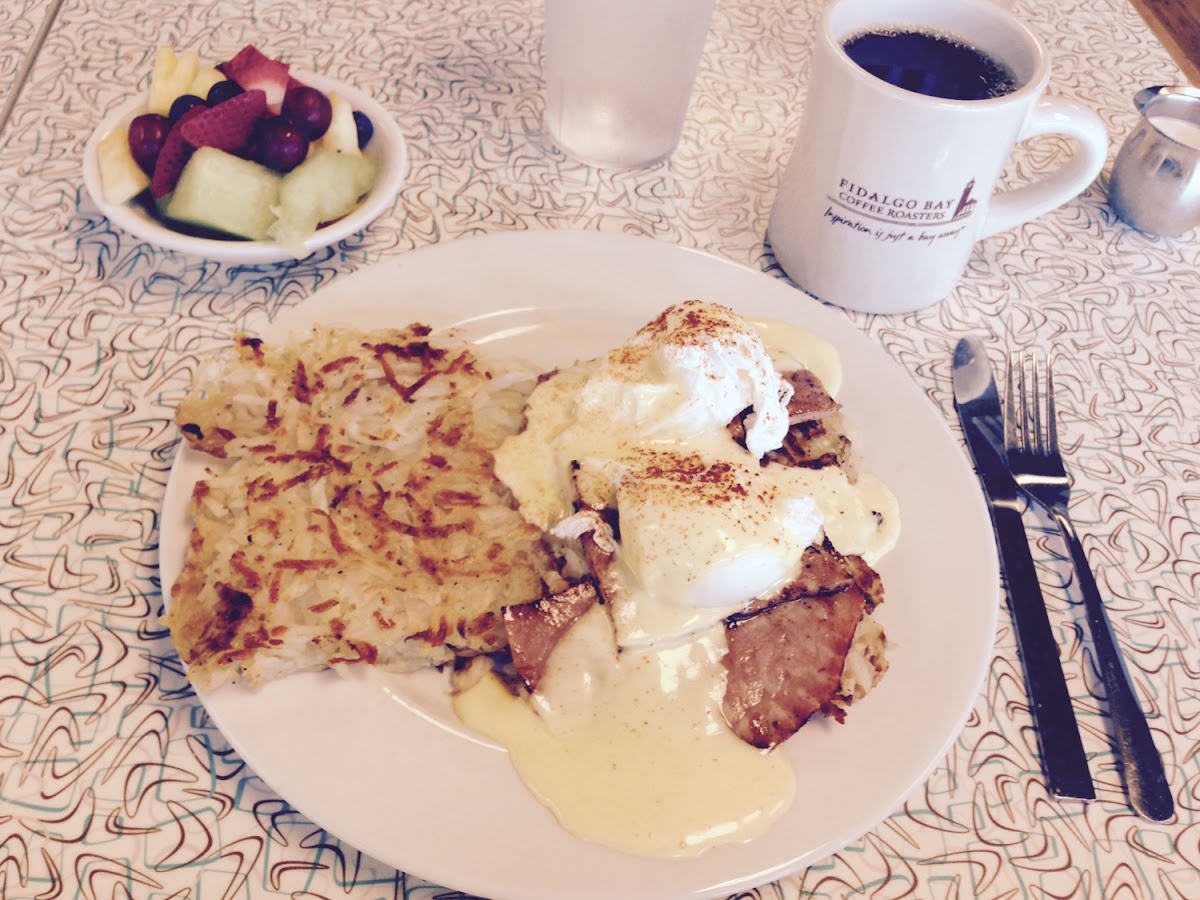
[96,126,149,204]
[161,146,282,240]
[267,150,379,256]
[148,48,201,116]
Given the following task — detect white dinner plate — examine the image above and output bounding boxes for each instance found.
[83,70,408,264]
[159,231,999,900]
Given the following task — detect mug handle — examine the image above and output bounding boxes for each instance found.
[978,98,1108,239]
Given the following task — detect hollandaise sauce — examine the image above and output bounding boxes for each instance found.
[453,606,795,858]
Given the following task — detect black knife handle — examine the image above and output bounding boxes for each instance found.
[1051,507,1174,821]
[991,501,1095,800]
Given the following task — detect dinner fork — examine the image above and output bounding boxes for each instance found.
[1005,351,1174,822]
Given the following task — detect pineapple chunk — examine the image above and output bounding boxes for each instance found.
[188,66,226,101]
[147,48,201,116]
[96,126,149,204]
[316,93,362,156]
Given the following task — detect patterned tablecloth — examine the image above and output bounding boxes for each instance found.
[2,0,1199,897]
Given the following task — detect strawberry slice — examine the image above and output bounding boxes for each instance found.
[150,105,205,198]
[222,45,290,114]
[180,89,267,152]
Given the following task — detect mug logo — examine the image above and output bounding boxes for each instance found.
[951,179,978,221]
[822,177,979,246]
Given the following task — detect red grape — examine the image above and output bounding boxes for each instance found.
[127,113,171,175]
[255,116,310,172]
[282,85,333,139]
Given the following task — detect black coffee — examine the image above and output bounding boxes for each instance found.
[842,28,1018,101]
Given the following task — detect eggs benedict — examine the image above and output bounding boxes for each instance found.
[452,301,900,858]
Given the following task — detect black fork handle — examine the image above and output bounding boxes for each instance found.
[1052,506,1175,821]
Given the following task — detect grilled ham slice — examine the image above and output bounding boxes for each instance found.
[729,368,856,475]
[504,580,600,691]
[721,542,882,749]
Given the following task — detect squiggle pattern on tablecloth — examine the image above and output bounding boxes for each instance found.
[2,0,1200,898]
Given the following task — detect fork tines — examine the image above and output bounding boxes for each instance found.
[1005,349,1057,457]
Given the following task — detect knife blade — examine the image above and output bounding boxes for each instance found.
[952,337,1094,802]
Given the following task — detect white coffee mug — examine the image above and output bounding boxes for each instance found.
[768,0,1108,314]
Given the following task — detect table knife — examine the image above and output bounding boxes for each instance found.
[952,337,1094,802]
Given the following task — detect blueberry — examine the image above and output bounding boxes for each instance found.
[168,94,206,123]
[353,110,374,149]
[206,80,244,106]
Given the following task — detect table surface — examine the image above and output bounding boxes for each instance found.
[2,1,1199,898]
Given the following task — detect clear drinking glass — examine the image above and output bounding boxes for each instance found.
[543,0,716,169]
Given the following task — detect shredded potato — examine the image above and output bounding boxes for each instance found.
[165,324,566,690]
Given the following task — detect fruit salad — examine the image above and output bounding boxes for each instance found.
[95,45,381,258]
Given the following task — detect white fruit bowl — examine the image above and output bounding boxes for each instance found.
[82,70,408,264]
